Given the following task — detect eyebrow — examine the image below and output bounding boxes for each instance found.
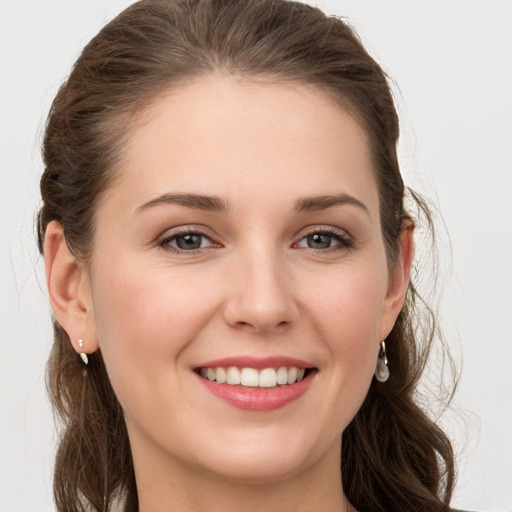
[293,193,370,216]
[135,191,369,217]
[136,193,229,214]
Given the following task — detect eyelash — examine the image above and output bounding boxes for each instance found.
[158,228,220,254]
[158,227,353,254]
[295,227,354,253]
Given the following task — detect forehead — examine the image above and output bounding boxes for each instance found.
[104,76,379,216]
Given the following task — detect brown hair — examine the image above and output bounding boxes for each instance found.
[38,1,456,510]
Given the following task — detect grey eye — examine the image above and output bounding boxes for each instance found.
[296,229,351,252]
[305,233,334,249]
[174,233,205,250]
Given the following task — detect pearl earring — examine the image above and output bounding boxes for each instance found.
[78,339,88,365]
[374,340,389,382]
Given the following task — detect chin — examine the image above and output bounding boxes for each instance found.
[200,450,312,485]
[184,426,338,485]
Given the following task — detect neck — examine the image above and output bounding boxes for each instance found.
[133,436,355,512]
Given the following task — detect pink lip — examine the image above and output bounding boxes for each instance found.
[195,355,313,370]
[194,356,316,411]
[197,374,314,411]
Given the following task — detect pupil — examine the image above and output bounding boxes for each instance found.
[177,234,202,250]
[308,233,330,249]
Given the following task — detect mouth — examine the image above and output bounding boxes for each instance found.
[193,357,317,411]
[194,366,314,389]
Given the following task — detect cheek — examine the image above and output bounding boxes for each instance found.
[92,260,214,343]
[307,259,387,387]
[311,261,388,343]
[88,261,220,403]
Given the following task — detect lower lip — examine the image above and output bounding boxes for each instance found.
[196,371,315,411]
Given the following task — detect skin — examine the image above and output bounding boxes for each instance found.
[45,77,413,512]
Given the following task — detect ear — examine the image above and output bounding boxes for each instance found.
[380,218,415,338]
[44,220,99,356]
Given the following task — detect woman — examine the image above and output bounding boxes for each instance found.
[38,0,458,511]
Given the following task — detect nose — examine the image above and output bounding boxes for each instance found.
[222,247,299,335]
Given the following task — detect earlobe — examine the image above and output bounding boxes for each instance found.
[44,221,98,355]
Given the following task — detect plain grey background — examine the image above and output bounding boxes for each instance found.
[1,1,511,510]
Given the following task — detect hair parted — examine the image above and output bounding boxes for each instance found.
[38,1,456,510]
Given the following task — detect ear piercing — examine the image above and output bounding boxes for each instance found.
[374,340,389,382]
[77,339,88,366]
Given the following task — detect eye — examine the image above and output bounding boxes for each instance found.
[296,229,352,251]
[159,230,217,253]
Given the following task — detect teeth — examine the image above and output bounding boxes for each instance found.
[226,366,241,385]
[259,368,277,388]
[276,367,288,385]
[241,368,259,387]
[287,367,298,384]
[215,367,227,384]
[199,366,309,387]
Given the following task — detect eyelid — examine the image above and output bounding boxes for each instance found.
[157,225,221,253]
[294,225,354,251]
[156,224,353,254]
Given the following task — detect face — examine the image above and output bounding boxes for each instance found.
[82,77,406,485]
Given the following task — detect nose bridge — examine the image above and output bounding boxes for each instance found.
[224,241,297,333]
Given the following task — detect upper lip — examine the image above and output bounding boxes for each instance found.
[194,356,315,370]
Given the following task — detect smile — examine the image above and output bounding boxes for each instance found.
[197,366,308,388]
[194,357,316,411]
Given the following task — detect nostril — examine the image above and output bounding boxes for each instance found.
[233,319,289,333]
[234,321,256,331]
